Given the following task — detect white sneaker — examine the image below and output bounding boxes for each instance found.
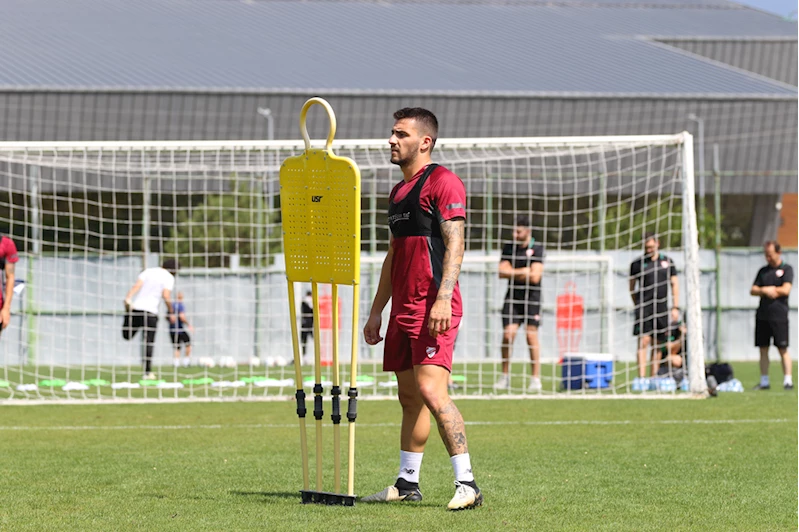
[173,359,180,368]
[528,377,542,393]
[447,481,483,511]
[182,358,192,367]
[493,374,510,391]
[143,372,156,380]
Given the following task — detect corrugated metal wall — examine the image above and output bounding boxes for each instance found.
[658,38,798,86]
[0,91,795,194]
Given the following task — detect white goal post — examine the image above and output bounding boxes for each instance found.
[0,133,705,402]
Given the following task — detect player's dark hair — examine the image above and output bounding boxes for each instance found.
[162,258,178,274]
[643,231,658,243]
[515,215,531,228]
[764,240,781,253]
[393,108,438,151]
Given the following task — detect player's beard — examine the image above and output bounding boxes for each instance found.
[390,142,419,168]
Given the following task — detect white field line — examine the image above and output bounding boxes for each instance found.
[0,418,792,432]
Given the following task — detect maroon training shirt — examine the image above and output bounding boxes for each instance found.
[388,164,466,334]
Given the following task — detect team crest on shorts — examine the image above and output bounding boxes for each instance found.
[777,269,784,277]
[426,346,437,358]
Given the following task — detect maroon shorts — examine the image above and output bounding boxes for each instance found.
[383,315,461,373]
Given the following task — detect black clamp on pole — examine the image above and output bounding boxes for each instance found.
[313,383,324,421]
[295,389,306,418]
[331,385,341,424]
[346,387,358,423]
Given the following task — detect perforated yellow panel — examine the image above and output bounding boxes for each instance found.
[280,148,361,285]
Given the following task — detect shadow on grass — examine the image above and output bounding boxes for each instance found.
[142,493,220,501]
[230,490,440,508]
[230,490,300,500]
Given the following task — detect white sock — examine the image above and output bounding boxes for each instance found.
[398,451,423,484]
[784,375,793,386]
[450,453,474,483]
[760,375,770,387]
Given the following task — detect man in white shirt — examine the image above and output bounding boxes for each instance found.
[123,259,177,379]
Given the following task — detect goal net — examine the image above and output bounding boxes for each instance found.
[0,134,704,402]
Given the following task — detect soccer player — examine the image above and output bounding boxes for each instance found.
[362,108,483,510]
[751,241,793,390]
[123,259,177,379]
[496,215,545,392]
[629,233,679,383]
[170,292,194,367]
[0,235,19,336]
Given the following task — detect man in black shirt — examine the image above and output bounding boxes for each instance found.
[751,241,794,390]
[496,216,545,392]
[629,233,679,381]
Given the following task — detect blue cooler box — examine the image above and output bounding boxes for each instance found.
[562,353,614,390]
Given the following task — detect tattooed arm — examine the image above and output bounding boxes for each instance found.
[428,217,465,338]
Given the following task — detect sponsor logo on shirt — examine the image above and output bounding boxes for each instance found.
[426,346,437,358]
[388,212,411,224]
[661,260,669,268]
[526,248,534,257]
[777,269,784,278]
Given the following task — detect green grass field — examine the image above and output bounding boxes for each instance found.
[0,362,796,531]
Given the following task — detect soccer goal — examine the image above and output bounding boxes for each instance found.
[0,133,705,402]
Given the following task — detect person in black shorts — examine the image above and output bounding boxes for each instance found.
[496,215,545,392]
[123,259,177,379]
[169,292,194,367]
[751,241,793,390]
[629,233,679,381]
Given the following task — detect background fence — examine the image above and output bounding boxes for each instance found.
[1,248,794,369]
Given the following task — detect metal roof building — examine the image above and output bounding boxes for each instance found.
[0,0,795,242]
